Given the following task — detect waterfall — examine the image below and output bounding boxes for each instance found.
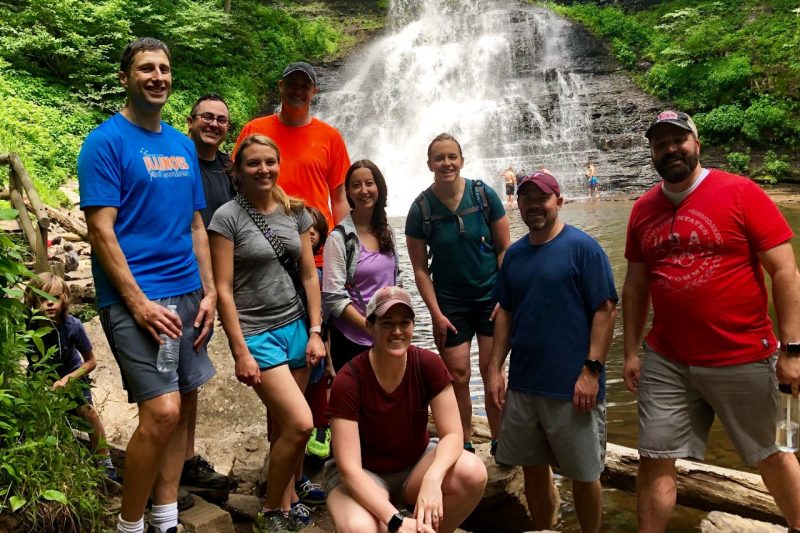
[317,0,599,215]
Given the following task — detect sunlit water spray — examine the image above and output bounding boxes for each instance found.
[317,0,597,215]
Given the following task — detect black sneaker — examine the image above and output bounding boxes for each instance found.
[147,489,193,512]
[146,525,184,533]
[181,455,231,490]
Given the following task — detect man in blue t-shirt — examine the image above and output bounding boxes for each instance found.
[78,37,216,533]
[486,172,617,533]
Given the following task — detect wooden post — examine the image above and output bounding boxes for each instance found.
[8,171,48,272]
[9,153,49,230]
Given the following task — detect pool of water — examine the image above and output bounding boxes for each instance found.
[389,197,800,531]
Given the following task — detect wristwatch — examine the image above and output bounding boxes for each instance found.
[309,325,322,335]
[584,359,604,374]
[781,342,800,356]
[388,512,404,533]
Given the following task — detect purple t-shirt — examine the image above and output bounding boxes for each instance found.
[332,243,396,346]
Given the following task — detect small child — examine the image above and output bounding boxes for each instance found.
[25,273,119,481]
[304,207,333,461]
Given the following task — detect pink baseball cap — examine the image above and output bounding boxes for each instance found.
[365,286,415,320]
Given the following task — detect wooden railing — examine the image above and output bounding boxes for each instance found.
[0,153,50,273]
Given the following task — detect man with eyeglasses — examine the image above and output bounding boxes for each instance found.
[79,37,217,533]
[187,94,236,228]
[181,93,235,501]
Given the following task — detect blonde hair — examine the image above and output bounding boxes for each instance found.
[25,272,71,320]
[233,134,305,215]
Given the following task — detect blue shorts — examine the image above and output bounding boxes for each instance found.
[245,318,308,371]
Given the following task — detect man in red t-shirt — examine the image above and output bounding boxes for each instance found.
[623,110,800,532]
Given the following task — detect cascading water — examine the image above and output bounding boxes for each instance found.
[317,0,600,215]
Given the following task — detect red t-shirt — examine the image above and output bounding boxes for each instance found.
[235,115,350,266]
[625,169,792,366]
[328,346,453,474]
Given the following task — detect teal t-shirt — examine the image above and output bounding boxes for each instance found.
[405,179,505,301]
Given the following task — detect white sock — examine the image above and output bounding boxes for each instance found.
[117,514,144,533]
[150,502,179,532]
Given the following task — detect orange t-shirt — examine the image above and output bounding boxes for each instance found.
[236,114,350,264]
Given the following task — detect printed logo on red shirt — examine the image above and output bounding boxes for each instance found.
[643,208,723,289]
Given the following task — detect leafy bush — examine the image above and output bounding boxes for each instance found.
[761,150,790,180]
[695,105,745,144]
[725,150,750,174]
[742,97,796,144]
[0,209,107,532]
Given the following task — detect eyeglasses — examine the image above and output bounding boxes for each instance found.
[190,113,230,126]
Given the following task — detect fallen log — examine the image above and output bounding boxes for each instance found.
[602,443,783,525]
[0,191,88,241]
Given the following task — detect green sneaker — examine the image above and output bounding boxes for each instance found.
[305,426,331,459]
[254,510,295,533]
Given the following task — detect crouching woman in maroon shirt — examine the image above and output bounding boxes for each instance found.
[325,286,487,533]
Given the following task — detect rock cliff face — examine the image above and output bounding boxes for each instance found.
[545,16,665,194]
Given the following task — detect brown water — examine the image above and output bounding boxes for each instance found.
[390,198,800,531]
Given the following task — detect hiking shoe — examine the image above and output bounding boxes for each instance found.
[181,455,231,490]
[490,439,498,457]
[146,525,184,533]
[295,476,326,506]
[305,426,331,459]
[254,510,295,533]
[147,489,193,512]
[289,500,314,528]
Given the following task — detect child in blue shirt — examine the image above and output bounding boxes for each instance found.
[25,273,119,481]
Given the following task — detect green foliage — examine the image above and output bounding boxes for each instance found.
[0,228,107,531]
[725,149,751,174]
[0,0,350,205]
[759,150,790,183]
[695,105,745,144]
[546,0,800,152]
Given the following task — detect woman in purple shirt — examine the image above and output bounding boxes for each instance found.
[323,160,400,371]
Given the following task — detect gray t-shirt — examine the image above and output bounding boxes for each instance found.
[208,200,312,336]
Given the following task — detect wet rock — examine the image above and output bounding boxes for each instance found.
[700,511,784,532]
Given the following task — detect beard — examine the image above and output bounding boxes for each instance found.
[522,209,556,232]
[653,149,700,183]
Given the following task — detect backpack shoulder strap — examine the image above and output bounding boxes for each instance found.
[334,225,366,310]
[472,179,492,229]
[414,187,434,241]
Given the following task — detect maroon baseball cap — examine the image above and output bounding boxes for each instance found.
[517,172,561,197]
[366,286,415,320]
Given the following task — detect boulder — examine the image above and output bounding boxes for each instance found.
[700,511,784,532]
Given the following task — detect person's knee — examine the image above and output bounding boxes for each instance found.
[757,450,793,470]
[139,399,181,440]
[447,451,488,494]
[281,415,313,447]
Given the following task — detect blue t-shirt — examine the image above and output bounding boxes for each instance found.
[78,113,205,308]
[405,179,505,301]
[29,315,91,378]
[494,225,618,401]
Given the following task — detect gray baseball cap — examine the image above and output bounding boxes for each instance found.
[282,62,317,85]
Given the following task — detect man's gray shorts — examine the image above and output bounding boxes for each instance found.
[638,343,779,466]
[100,289,216,403]
[495,390,606,482]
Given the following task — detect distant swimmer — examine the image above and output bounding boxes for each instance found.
[585,161,599,198]
[503,166,516,207]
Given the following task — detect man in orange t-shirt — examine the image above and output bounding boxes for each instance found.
[236,61,351,267]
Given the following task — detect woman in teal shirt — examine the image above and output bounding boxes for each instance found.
[405,133,511,453]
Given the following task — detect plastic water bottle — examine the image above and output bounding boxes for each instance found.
[156,304,180,373]
[776,384,800,452]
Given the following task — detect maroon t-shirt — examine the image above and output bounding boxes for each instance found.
[328,346,453,474]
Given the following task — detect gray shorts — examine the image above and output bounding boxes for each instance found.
[496,390,606,482]
[638,343,779,466]
[99,289,216,403]
[323,440,438,504]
